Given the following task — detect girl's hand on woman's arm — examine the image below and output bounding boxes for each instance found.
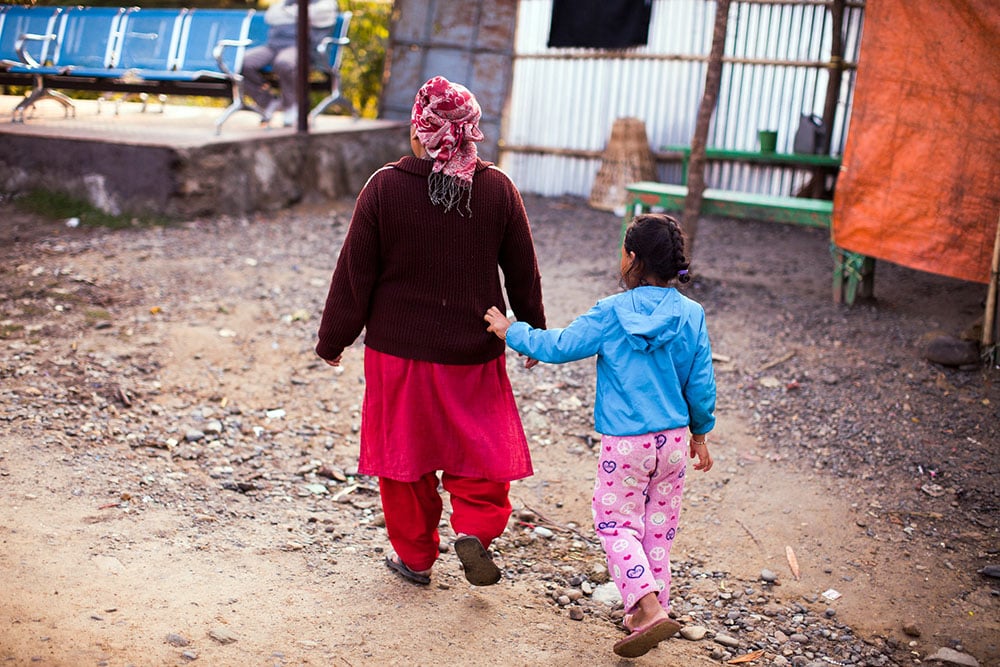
[484,306,512,340]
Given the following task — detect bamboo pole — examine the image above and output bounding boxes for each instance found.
[982,213,1000,350]
[681,0,731,255]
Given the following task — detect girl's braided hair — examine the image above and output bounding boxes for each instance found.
[622,213,691,286]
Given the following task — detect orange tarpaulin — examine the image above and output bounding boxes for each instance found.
[832,1,1000,285]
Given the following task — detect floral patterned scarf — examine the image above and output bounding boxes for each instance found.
[411,76,485,215]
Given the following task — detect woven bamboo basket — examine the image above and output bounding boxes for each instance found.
[589,117,657,212]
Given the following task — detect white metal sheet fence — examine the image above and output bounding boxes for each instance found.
[500,0,865,199]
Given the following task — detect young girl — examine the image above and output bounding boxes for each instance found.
[484,213,716,658]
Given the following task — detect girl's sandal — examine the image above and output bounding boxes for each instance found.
[612,616,681,658]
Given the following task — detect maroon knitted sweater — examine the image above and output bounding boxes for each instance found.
[315,156,546,365]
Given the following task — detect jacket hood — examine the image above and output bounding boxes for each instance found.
[391,155,493,177]
[613,286,687,352]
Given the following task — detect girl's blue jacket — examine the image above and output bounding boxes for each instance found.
[505,286,716,437]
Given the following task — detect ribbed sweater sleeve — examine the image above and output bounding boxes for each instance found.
[315,158,546,365]
[497,171,546,330]
[314,171,383,361]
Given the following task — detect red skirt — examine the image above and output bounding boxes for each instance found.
[358,348,533,483]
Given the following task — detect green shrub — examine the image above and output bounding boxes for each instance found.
[339,0,390,119]
[14,190,172,228]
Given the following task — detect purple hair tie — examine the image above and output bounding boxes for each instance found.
[677,270,689,277]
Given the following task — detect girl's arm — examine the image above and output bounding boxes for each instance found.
[486,303,605,364]
[683,310,717,435]
[484,307,537,368]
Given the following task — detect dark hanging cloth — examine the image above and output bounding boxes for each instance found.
[547,0,652,49]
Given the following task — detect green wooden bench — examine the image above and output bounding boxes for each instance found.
[623,181,875,305]
[663,144,842,188]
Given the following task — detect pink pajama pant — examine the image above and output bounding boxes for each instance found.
[592,427,688,613]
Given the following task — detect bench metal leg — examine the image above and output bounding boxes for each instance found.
[832,245,876,305]
[309,71,358,122]
[214,77,267,135]
[12,76,76,123]
[309,92,358,122]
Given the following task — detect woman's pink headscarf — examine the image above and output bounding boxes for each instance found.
[411,76,485,215]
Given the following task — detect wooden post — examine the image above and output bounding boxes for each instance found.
[820,0,845,155]
[809,0,845,198]
[296,0,310,133]
[681,0,731,255]
[982,214,1000,351]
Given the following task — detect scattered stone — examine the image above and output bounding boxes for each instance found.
[760,569,778,583]
[184,429,205,442]
[714,632,740,648]
[679,625,707,641]
[208,627,237,645]
[568,607,585,621]
[316,465,347,482]
[924,647,980,666]
[533,526,554,539]
[166,633,189,647]
[590,582,621,606]
[181,650,198,661]
[977,565,1000,579]
[902,623,921,637]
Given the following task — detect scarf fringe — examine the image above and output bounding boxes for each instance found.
[428,171,473,216]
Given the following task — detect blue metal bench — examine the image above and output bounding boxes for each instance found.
[214,10,355,129]
[0,4,354,133]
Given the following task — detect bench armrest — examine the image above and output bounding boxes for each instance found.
[212,38,253,76]
[15,32,57,68]
[314,35,348,70]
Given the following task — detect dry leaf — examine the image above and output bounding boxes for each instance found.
[786,545,801,581]
[729,648,766,664]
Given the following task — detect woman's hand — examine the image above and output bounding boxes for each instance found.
[324,355,342,367]
[484,306,512,340]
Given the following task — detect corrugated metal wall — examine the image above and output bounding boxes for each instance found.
[500,0,865,199]
[380,0,518,163]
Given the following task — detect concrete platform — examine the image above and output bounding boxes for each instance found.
[0,94,410,218]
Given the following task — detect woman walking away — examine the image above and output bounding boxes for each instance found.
[316,76,546,588]
[484,213,715,657]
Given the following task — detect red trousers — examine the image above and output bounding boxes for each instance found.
[379,472,512,572]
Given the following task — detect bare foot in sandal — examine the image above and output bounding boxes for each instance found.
[384,553,432,586]
[613,592,681,658]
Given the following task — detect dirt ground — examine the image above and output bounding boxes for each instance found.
[1,192,997,667]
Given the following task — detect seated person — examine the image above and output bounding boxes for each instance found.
[242,0,338,126]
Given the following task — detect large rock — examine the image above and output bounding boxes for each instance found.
[924,647,979,666]
[923,335,980,367]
